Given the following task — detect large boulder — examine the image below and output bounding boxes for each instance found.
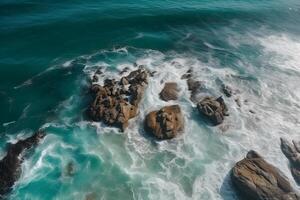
[0,130,45,196]
[144,105,184,140]
[231,150,300,200]
[197,96,228,125]
[88,68,148,131]
[159,82,179,101]
[280,138,300,184]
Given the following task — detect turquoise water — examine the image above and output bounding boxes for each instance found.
[1,1,300,199]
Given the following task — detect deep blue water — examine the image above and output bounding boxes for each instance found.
[1,1,300,199]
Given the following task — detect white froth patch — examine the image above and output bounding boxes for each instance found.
[259,34,300,72]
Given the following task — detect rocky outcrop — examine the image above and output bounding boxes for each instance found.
[159,82,179,101]
[0,131,45,196]
[231,150,300,200]
[88,68,148,131]
[197,96,228,125]
[280,138,300,184]
[144,105,184,140]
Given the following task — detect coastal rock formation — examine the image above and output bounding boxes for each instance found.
[280,138,300,184]
[144,105,184,140]
[231,150,300,200]
[159,82,179,101]
[197,96,228,125]
[88,68,148,131]
[0,131,45,196]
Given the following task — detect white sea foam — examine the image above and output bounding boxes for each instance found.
[12,36,300,200]
[259,34,300,72]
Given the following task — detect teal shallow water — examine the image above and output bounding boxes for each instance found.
[1,1,300,199]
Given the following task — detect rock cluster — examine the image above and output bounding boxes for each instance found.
[0,131,45,196]
[231,150,300,200]
[144,105,184,140]
[159,82,179,101]
[88,68,148,131]
[197,96,228,125]
[280,138,300,184]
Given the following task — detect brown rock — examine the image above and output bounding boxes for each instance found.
[88,68,148,131]
[144,105,184,140]
[280,138,300,184]
[231,150,300,200]
[159,82,179,101]
[197,96,228,125]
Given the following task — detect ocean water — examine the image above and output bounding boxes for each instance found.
[1,0,300,199]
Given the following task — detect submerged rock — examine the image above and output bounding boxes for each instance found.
[197,96,228,125]
[221,84,233,97]
[280,138,300,184]
[187,78,204,102]
[0,130,45,196]
[159,82,179,101]
[88,68,148,131]
[231,150,300,200]
[144,105,184,140]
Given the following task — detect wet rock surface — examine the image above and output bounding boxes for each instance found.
[280,138,300,184]
[144,105,184,140]
[222,84,233,97]
[0,131,45,196]
[88,68,148,131]
[159,82,179,101]
[231,150,300,200]
[197,96,228,125]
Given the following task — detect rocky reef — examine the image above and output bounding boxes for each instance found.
[88,68,148,131]
[0,131,45,196]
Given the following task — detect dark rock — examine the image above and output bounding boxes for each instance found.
[92,75,98,82]
[150,71,157,77]
[65,161,75,176]
[159,82,179,101]
[235,98,241,107]
[144,105,184,140]
[249,109,255,114]
[88,68,148,131]
[222,84,233,97]
[95,68,103,75]
[231,150,300,200]
[0,130,45,196]
[181,69,193,80]
[197,96,228,125]
[181,73,192,79]
[280,138,300,184]
[119,67,130,75]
